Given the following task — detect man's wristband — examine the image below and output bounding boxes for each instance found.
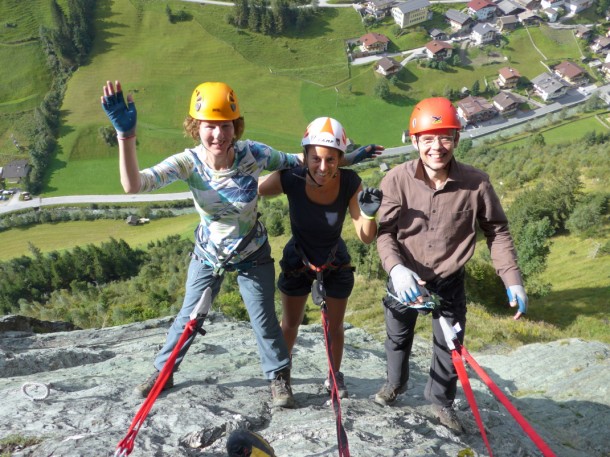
[360,210,376,220]
[117,134,136,140]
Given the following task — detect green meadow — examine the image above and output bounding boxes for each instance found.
[47,0,410,195]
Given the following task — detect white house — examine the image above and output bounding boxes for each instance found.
[531,72,569,101]
[564,0,594,13]
[467,0,497,20]
[471,23,496,45]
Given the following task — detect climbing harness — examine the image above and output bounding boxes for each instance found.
[21,382,50,402]
[439,315,557,457]
[386,291,440,313]
[191,216,264,278]
[114,287,214,457]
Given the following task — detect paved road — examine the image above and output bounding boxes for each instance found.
[0,192,193,215]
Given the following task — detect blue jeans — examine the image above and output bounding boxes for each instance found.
[153,241,290,380]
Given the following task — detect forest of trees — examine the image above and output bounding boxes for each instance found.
[226,0,317,36]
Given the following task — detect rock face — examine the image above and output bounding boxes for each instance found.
[0,313,608,457]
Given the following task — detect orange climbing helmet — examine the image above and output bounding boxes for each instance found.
[189,82,241,121]
[408,97,461,135]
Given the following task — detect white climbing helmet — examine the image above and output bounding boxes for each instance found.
[301,117,348,154]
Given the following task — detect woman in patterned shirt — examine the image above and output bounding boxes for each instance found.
[102,80,304,408]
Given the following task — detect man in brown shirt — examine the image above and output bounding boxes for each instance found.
[373,97,528,434]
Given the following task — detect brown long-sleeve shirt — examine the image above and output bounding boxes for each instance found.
[377,158,523,287]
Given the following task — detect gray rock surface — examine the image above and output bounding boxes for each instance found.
[0,314,608,456]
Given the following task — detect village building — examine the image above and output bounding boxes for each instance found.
[428,28,448,41]
[517,10,542,25]
[600,62,610,80]
[553,60,588,85]
[497,66,522,88]
[445,9,474,31]
[540,0,564,9]
[543,7,560,22]
[591,36,610,55]
[424,40,453,60]
[456,95,498,124]
[496,15,519,32]
[364,0,398,18]
[0,159,31,184]
[512,0,540,11]
[574,25,593,41]
[471,23,496,45]
[496,0,525,16]
[467,0,497,20]
[493,91,522,116]
[391,0,431,28]
[375,56,402,76]
[564,0,595,13]
[531,72,570,101]
[360,32,390,53]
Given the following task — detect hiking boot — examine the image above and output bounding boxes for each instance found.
[270,369,296,409]
[374,382,403,406]
[324,371,348,399]
[134,370,174,398]
[432,403,464,434]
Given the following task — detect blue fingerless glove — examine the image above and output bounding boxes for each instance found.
[346,144,377,165]
[358,187,383,218]
[101,90,137,138]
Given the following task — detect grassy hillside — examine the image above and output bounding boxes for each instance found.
[0,0,54,165]
[48,0,405,195]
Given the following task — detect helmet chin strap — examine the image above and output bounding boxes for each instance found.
[306,168,323,188]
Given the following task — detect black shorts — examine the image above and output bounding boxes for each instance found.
[278,266,355,299]
[277,239,355,299]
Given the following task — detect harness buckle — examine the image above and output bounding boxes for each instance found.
[212,266,225,278]
[311,271,327,307]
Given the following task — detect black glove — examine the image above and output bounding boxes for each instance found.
[358,187,383,218]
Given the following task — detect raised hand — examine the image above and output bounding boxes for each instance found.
[101,80,137,139]
[357,187,383,218]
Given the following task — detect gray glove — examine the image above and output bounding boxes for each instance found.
[358,187,383,218]
[390,264,428,303]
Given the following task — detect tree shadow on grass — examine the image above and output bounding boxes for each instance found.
[534,285,610,331]
[384,92,415,107]
[90,0,132,58]
[283,9,340,40]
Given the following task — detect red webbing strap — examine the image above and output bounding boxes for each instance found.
[452,348,494,457]
[114,318,198,456]
[321,306,351,457]
[460,346,557,457]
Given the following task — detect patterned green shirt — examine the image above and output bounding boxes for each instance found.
[139,140,300,265]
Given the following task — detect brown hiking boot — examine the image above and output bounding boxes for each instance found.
[270,368,296,408]
[432,403,464,434]
[324,371,348,399]
[134,370,174,398]
[374,382,403,406]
